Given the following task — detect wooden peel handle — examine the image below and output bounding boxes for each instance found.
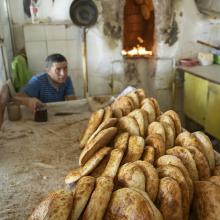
[197,40,220,50]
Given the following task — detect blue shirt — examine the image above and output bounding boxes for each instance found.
[21,73,74,103]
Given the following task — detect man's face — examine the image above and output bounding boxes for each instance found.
[47,61,68,85]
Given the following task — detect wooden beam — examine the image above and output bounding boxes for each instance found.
[0,83,9,128]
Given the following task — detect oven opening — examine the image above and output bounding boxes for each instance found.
[122,0,155,58]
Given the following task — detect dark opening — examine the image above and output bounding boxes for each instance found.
[123,0,154,56]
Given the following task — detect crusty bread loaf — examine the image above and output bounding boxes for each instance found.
[163,110,182,135]
[193,180,220,220]
[79,127,117,166]
[156,177,183,220]
[158,114,175,134]
[127,91,140,109]
[65,147,111,185]
[193,131,215,171]
[160,121,175,148]
[150,97,161,118]
[175,131,203,152]
[142,146,155,164]
[113,132,129,152]
[71,176,95,220]
[148,122,166,142]
[28,189,73,220]
[118,116,140,136]
[133,160,159,202]
[105,187,163,220]
[102,148,124,179]
[87,118,118,144]
[111,96,134,116]
[129,109,148,137]
[208,175,220,187]
[80,109,104,148]
[146,134,165,160]
[166,146,199,181]
[82,176,114,220]
[122,135,145,163]
[157,165,190,220]
[141,98,156,123]
[118,163,146,191]
[185,146,211,180]
[112,107,123,118]
[156,155,193,202]
[213,165,220,176]
[135,88,146,102]
[103,106,113,121]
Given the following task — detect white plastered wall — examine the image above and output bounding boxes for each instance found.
[5,0,220,106]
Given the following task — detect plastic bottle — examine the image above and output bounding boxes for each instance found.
[30,0,40,24]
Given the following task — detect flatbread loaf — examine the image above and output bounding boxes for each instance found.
[117,163,145,191]
[166,146,199,181]
[193,180,220,220]
[79,127,117,166]
[118,116,140,136]
[82,176,114,220]
[106,187,163,220]
[163,110,182,135]
[145,134,165,160]
[157,165,190,220]
[133,160,159,202]
[148,122,166,142]
[87,118,117,144]
[193,131,215,171]
[65,147,111,185]
[113,132,129,152]
[71,176,95,220]
[122,135,145,163]
[102,148,124,178]
[156,177,183,220]
[142,146,155,164]
[29,189,73,220]
[80,109,104,148]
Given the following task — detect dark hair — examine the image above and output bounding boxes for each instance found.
[45,53,67,68]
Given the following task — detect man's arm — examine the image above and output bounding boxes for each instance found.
[14,93,42,112]
[65,95,76,101]
[65,77,76,101]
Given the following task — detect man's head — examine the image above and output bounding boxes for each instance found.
[45,54,68,85]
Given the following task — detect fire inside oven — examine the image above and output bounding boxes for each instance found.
[122,0,154,58]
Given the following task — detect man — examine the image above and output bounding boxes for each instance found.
[15,53,76,112]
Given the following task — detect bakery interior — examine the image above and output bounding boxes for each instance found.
[0,0,220,219]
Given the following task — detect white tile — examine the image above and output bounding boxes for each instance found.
[45,25,66,40]
[25,41,47,74]
[66,40,82,70]
[68,68,84,98]
[24,25,46,41]
[88,73,111,96]
[13,25,25,52]
[65,25,81,40]
[47,40,67,58]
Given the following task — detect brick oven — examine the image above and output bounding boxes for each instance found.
[123,0,154,57]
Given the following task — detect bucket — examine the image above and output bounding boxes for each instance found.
[7,102,21,121]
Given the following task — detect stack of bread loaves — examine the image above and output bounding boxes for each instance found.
[29,88,220,220]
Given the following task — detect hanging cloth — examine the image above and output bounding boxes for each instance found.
[11,55,32,92]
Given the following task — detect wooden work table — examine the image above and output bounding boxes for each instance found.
[0,99,92,219]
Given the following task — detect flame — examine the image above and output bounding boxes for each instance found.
[122,44,153,57]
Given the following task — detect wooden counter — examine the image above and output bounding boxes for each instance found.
[178,64,220,84]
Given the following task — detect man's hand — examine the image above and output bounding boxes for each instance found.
[14,94,43,113]
[27,97,43,113]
